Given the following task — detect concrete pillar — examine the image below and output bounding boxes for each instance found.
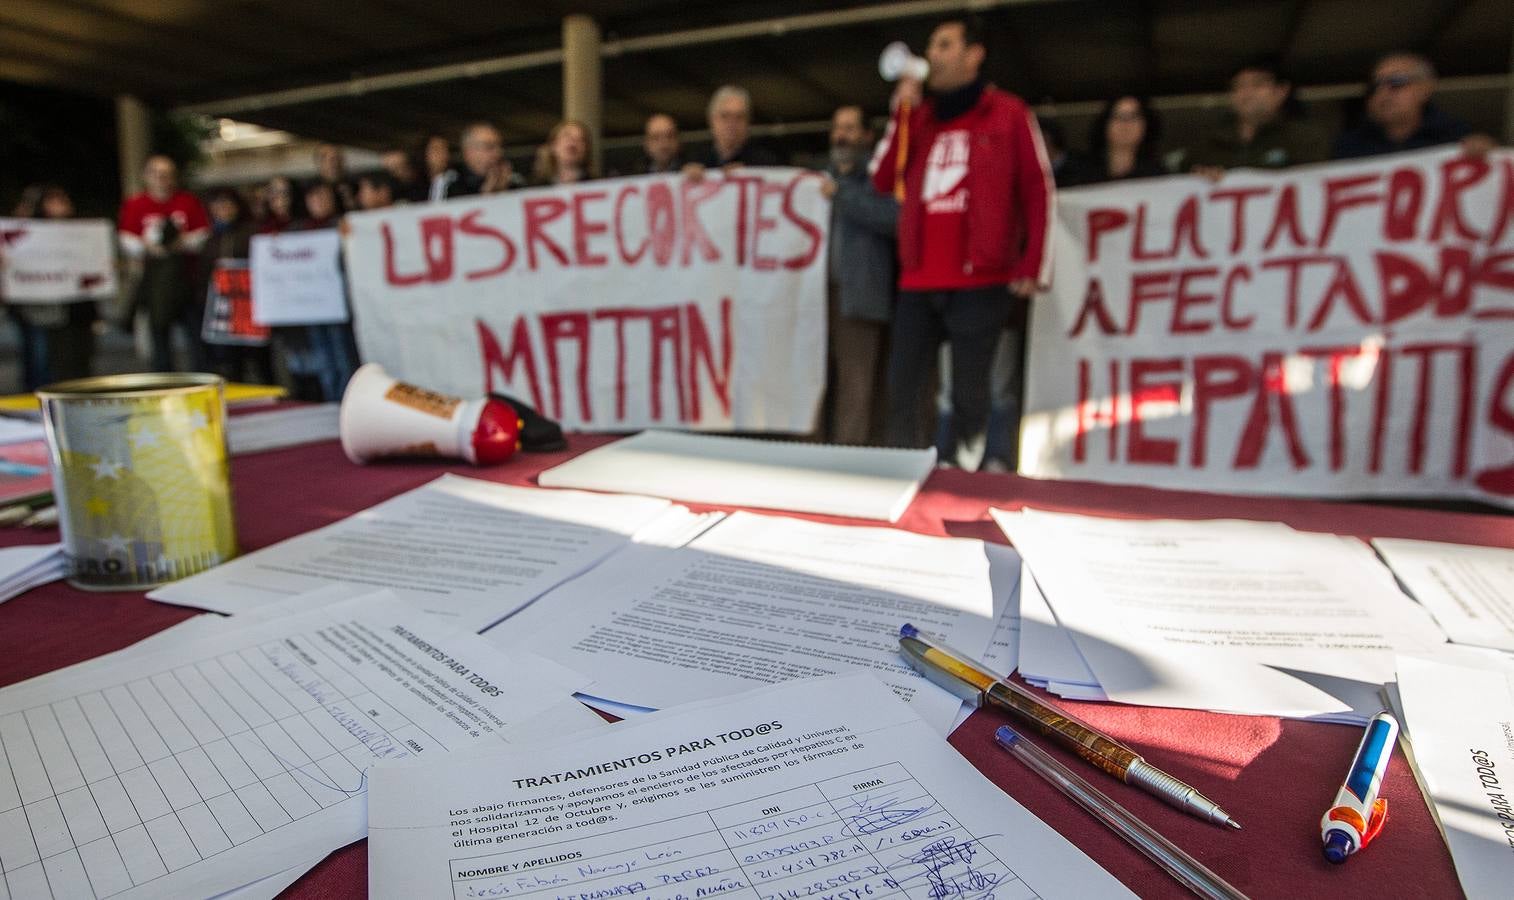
[116,95,152,198]
[562,14,603,173]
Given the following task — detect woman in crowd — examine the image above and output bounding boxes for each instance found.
[197,187,272,384]
[258,176,300,234]
[271,181,358,402]
[532,121,597,186]
[4,185,96,387]
[296,182,341,230]
[1061,95,1167,187]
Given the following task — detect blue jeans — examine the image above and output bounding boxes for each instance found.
[277,324,359,401]
[13,315,51,391]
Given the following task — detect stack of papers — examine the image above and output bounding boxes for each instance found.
[149,474,708,632]
[1373,538,1514,652]
[492,510,1015,735]
[0,417,44,446]
[0,589,601,900]
[0,542,64,604]
[367,673,1132,899]
[1394,652,1514,899]
[226,403,342,455]
[996,508,1448,722]
[537,429,937,522]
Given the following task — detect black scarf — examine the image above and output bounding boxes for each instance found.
[931,77,986,122]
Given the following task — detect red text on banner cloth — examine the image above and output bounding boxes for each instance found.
[378,174,824,285]
[1051,153,1514,497]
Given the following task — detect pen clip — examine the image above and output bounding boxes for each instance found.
[1360,799,1388,848]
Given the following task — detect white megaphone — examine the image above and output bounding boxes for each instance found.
[338,363,521,466]
[879,41,928,82]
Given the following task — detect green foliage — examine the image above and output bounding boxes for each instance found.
[150,111,216,175]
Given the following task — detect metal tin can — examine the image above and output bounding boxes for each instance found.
[37,373,238,590]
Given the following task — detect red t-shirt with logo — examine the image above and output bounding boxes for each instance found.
[117,190,209,248]
[908,126,1005,290]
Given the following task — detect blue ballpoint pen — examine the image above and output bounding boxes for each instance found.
[1320,711,1399,864]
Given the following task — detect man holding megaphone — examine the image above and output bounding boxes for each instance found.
[871,16,1053,471]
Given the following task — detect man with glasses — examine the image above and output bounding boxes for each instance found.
[446,122,517,198]
[1333,52,1495,159]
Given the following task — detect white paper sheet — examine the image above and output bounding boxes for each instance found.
[1395,654,1514,899]
[976,545,1023,675]
[0,593,593,899]
[0,543,64,606]
[367,673,1132,900]
[994,508,1446,719]
[0,417,45,447]
[249,230,348,326]
[492,511,1002,734]
[949,545,1022,732]
[537,429,937,522]
[1375,538,1514,653]
[1016,565,1099,689]
[6,585,386,699]
[0,218,117,303]
[149,475,675,632]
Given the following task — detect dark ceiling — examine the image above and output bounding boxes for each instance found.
[3,0,1511,150]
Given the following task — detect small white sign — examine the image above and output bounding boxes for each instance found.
[250,229,348,325]
[0,218,117,303]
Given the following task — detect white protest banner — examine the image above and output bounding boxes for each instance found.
[0,218,116,303]
[343,169,829,432]
[1022,147,1514,508]
[250,229,348,325]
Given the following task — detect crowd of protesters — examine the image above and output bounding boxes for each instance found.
[1,21,1501,467]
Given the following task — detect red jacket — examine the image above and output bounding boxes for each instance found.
[871,84,1053,291]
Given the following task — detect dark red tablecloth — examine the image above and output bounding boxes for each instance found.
[5,433,1507,899]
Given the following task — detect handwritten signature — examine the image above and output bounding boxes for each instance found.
[840,790,936,835]
[269,654,408,759]
[897,837,1003,900]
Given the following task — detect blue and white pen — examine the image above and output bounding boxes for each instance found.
[1320,711,1399,864]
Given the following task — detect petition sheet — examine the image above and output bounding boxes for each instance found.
[0,594,592,899]
[1015,565,1098,690]
[1395,654,1514,899]
[368,673,1132,900]
[948,545,1022,733]
[995,509,1445,717]
[1375,538,1514,652]
[495,512,1001,734]
[150,474,674,632]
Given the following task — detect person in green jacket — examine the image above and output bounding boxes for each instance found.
[1185,58,1330,176]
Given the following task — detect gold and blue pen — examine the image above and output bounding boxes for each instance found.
[899,623,1239,830]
